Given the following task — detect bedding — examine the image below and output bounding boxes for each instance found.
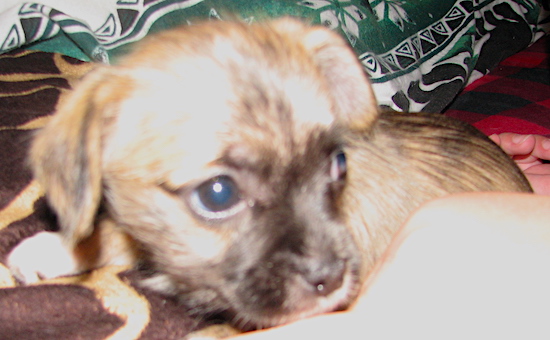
[0,1,548,339]
[444,33,550,137]
[0,51,206,339]
[0,0,547,112]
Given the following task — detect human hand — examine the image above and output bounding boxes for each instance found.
[490,133,550,195]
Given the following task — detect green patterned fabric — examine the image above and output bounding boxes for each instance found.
[0,0,548,112]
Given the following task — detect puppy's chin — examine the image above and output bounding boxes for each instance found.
[219,224,362,329]
[139,229,362,330]
[142,258,361,330]
[225,263,361,330]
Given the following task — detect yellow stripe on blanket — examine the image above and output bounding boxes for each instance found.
[0,179,44,230]
[0,263,16,288]
[44,265,151,340]
[0,115,52,132]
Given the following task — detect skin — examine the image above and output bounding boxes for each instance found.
[490,133,550,195]
[225,193,550,340]
[222,133,550,340]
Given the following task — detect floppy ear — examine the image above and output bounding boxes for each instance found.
[30,66,128,245]
[274,19,380,130]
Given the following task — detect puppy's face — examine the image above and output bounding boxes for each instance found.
[31,19,378,328]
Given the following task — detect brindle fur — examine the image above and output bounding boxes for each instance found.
[344,111,531,272]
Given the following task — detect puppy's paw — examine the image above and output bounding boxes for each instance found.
[185,324,241,340]
[7,231,79,284]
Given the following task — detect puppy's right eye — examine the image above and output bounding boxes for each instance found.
[190,175,244,219]
[330,150,347,182]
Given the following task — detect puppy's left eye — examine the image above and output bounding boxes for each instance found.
[190,175,244,219]
[330,150,347,182]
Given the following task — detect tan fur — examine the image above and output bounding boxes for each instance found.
[344,111,532,272]
[11,18,531,336]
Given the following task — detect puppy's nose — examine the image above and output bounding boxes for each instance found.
[303,258,346,297]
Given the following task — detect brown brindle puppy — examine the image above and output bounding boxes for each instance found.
[7,18,531,334]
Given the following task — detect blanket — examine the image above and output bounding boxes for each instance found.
[0,51,208,339]
[0,0,548,112]
[444,33,550,137]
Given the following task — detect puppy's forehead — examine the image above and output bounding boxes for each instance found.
[223,84,333,168]
[106,21,337,182]
[119,19,336,123]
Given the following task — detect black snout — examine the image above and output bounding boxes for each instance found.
[301,256,346,297]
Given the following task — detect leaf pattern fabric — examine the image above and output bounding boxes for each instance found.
[0,0,547,112]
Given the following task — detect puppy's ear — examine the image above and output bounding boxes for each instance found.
[274,19,379,129]
[30,67,127,245]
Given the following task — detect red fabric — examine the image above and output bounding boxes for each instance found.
[444,34,550,137]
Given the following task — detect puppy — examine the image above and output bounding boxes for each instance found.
[7,18,531,335]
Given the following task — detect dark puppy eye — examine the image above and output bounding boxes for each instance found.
[190,175,244,219]
[330,150,347,182]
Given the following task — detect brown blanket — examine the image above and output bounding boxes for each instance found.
[0,50,208,340]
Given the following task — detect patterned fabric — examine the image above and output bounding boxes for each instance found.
[0,50,208,339]
[0,0,547,112]
[444,33,550,137]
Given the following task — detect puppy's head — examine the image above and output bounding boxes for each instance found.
[31,19,378,328]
